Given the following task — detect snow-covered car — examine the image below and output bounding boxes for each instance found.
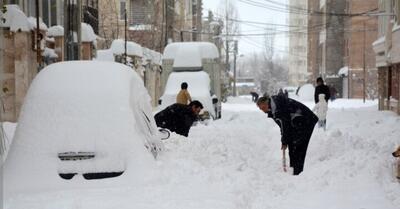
[158,71,220,119]
[3,61,163,199]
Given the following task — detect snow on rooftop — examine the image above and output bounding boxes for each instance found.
[47,25,64,37]
[163,42,219,60]
[81,23,97,42]
[27,16,48,31]
[110,39,143,57]
[0,5,30,32]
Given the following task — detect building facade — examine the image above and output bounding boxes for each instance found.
[288,0,308,87]
[343,0,378,99]
[308,0,378,99]
[308,0,346,96]
[373,0,400,115]
[99,0,202,52]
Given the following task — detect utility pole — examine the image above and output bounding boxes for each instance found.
[35,0,41,65]
[124,6,127,65]
[233,40,238,96]
[64,0,82,60]
[225,0,229,74]
[363,21,366,103]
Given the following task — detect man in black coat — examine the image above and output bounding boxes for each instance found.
[314,77,331,103]
[154,101,203,137]
[257,94,318,175]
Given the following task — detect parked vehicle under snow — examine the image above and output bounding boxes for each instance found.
[3,61,163,196]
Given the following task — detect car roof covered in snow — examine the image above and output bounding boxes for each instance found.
[163,42,219,70]
[4,61,160,195]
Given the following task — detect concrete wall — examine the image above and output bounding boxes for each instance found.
[144,64,162,107]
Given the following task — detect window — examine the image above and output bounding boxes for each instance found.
[26,0,36,16]
[41,0,58,26]
[396,0,400,23]
[7,0,19,4]
[120,0,126,20]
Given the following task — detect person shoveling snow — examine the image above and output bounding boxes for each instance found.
[257,94,318,175]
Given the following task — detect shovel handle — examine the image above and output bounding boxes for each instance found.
[282,149,287,172]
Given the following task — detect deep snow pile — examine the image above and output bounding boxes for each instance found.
[4,96,400,209]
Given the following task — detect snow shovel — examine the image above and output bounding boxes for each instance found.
[282,149,287,172]
[159,128,170,140]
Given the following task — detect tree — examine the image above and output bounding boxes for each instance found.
[98,0,121,48]
[218,0,240,70]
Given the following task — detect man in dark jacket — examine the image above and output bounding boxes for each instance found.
[257,94,318,175]
[314,77,331,103]
[154,101,203,137]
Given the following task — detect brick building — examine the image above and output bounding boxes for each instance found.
[308,0,346,97]
[307,0,321,84]
[373,0,400,115]
[308,0,378,99]
[343,0,378,99]
[98,0,202,52]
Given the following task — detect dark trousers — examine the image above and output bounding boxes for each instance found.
[288,126,315,175]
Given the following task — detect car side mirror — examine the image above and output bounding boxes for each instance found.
[212,98,218,104]
[158,99,162,105]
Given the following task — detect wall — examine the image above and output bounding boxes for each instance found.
[1,29,38,122]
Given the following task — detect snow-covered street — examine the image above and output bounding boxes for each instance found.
[5,97,400,209]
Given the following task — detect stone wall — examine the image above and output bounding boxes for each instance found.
[1,29,38,122]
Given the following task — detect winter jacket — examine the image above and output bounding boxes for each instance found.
[267,94,318,145]
[176,89,192,105]
[312,94,328,120]
[154,103,197,137]
[314,84,330,103]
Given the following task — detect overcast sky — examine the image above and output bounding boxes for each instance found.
[202,0,289,57]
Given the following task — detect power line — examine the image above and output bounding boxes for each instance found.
[238,0,377,17]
